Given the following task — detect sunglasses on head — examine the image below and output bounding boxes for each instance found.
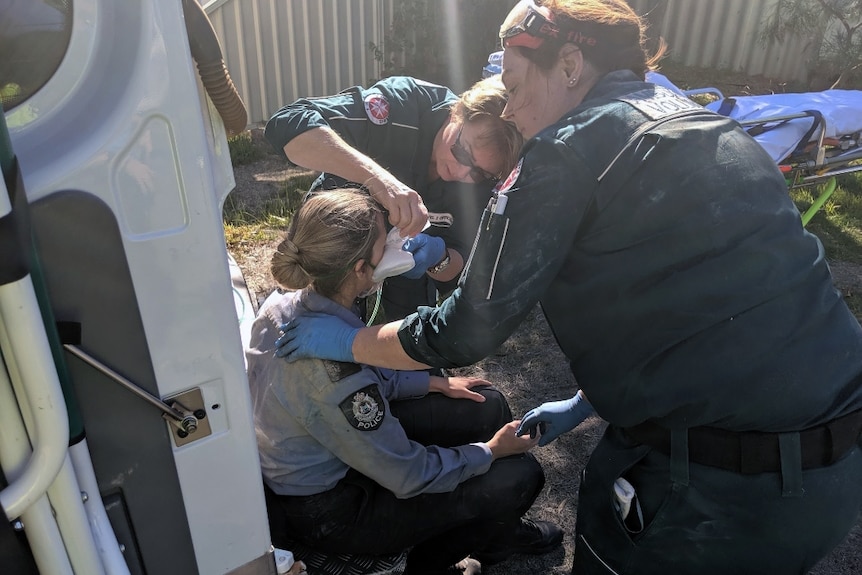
[499,0,597,50]
[450,124,498,183]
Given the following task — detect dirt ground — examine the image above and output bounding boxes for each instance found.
[228,62,862,572]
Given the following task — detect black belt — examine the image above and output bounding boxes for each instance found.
[622,408,862,474]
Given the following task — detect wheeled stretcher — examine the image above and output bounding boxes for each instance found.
[649,71,862,225]
[702,89,862,192]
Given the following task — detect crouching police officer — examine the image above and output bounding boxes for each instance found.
[249,190,562,575]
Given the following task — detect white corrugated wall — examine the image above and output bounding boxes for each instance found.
[204,0,396,127]
[204,0,817,127]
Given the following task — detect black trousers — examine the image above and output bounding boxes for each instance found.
[572,425,862,575]
[379,274,438,322]
[266,387,545,574]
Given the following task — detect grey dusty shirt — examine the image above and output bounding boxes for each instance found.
[246,288,492,497]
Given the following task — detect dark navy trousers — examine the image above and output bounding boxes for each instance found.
[573,425,862,574]
[267,387,545,574]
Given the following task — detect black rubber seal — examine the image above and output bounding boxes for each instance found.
[0,158,31,286]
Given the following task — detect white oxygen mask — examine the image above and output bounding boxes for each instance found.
[370,224,429,283]
[365,223,430,326]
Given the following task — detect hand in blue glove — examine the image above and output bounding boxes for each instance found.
[274,313,358,363]
[401,233,446,280]
[516,391,594,447]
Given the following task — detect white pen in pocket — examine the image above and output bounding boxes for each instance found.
[613,477,644,533]
[493,192,508,214]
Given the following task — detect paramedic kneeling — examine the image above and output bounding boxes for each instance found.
[265,75,522,320]
[273,1,862,573]
[246,190,562,575]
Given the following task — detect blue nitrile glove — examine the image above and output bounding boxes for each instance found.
[274,313,358,363]
[401,233,446,280]
[516,392,594,447]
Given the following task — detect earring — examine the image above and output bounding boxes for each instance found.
[568,76,578,87]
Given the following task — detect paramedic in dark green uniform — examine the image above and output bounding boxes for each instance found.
[273,1,862,573]
[265,75,522,320]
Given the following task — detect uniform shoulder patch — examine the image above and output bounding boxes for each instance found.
[497,157,523,193]
[322,360,362,382]
[339,384,386,431]
[364,93,390,125]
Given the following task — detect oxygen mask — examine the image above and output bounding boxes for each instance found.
[370,226,418,283]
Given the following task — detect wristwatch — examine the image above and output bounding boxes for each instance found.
[427,250,451,275]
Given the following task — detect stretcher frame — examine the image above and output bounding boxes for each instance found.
[684,87,862,225]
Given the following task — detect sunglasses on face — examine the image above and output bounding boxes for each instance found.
[450,124,498,183]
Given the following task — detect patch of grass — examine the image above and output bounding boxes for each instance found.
[687,92,719,106]
[228,131,269,167]
[223,222,281,250]
[223,172,319,254]
[224,173,317,225]
[792,171,862,264]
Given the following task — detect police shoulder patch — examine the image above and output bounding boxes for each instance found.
[322,360,362,382]
[339,384,386,431]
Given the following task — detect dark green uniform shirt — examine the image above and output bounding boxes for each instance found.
[265,76,492,303]
[398,70,862,432]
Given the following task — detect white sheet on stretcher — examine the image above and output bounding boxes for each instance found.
[704,91,862,163]
[644,72,862,164]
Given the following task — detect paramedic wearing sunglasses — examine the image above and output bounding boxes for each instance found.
[265,75,522,320]
[247,190,562,575]
[274,1,862,573]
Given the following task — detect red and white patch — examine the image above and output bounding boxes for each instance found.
[497,157,523,193]
[364,94,390,125]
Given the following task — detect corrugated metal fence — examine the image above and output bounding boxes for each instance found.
[204,0,397,127]
[627,0,810,84]
[203,0,814,127]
